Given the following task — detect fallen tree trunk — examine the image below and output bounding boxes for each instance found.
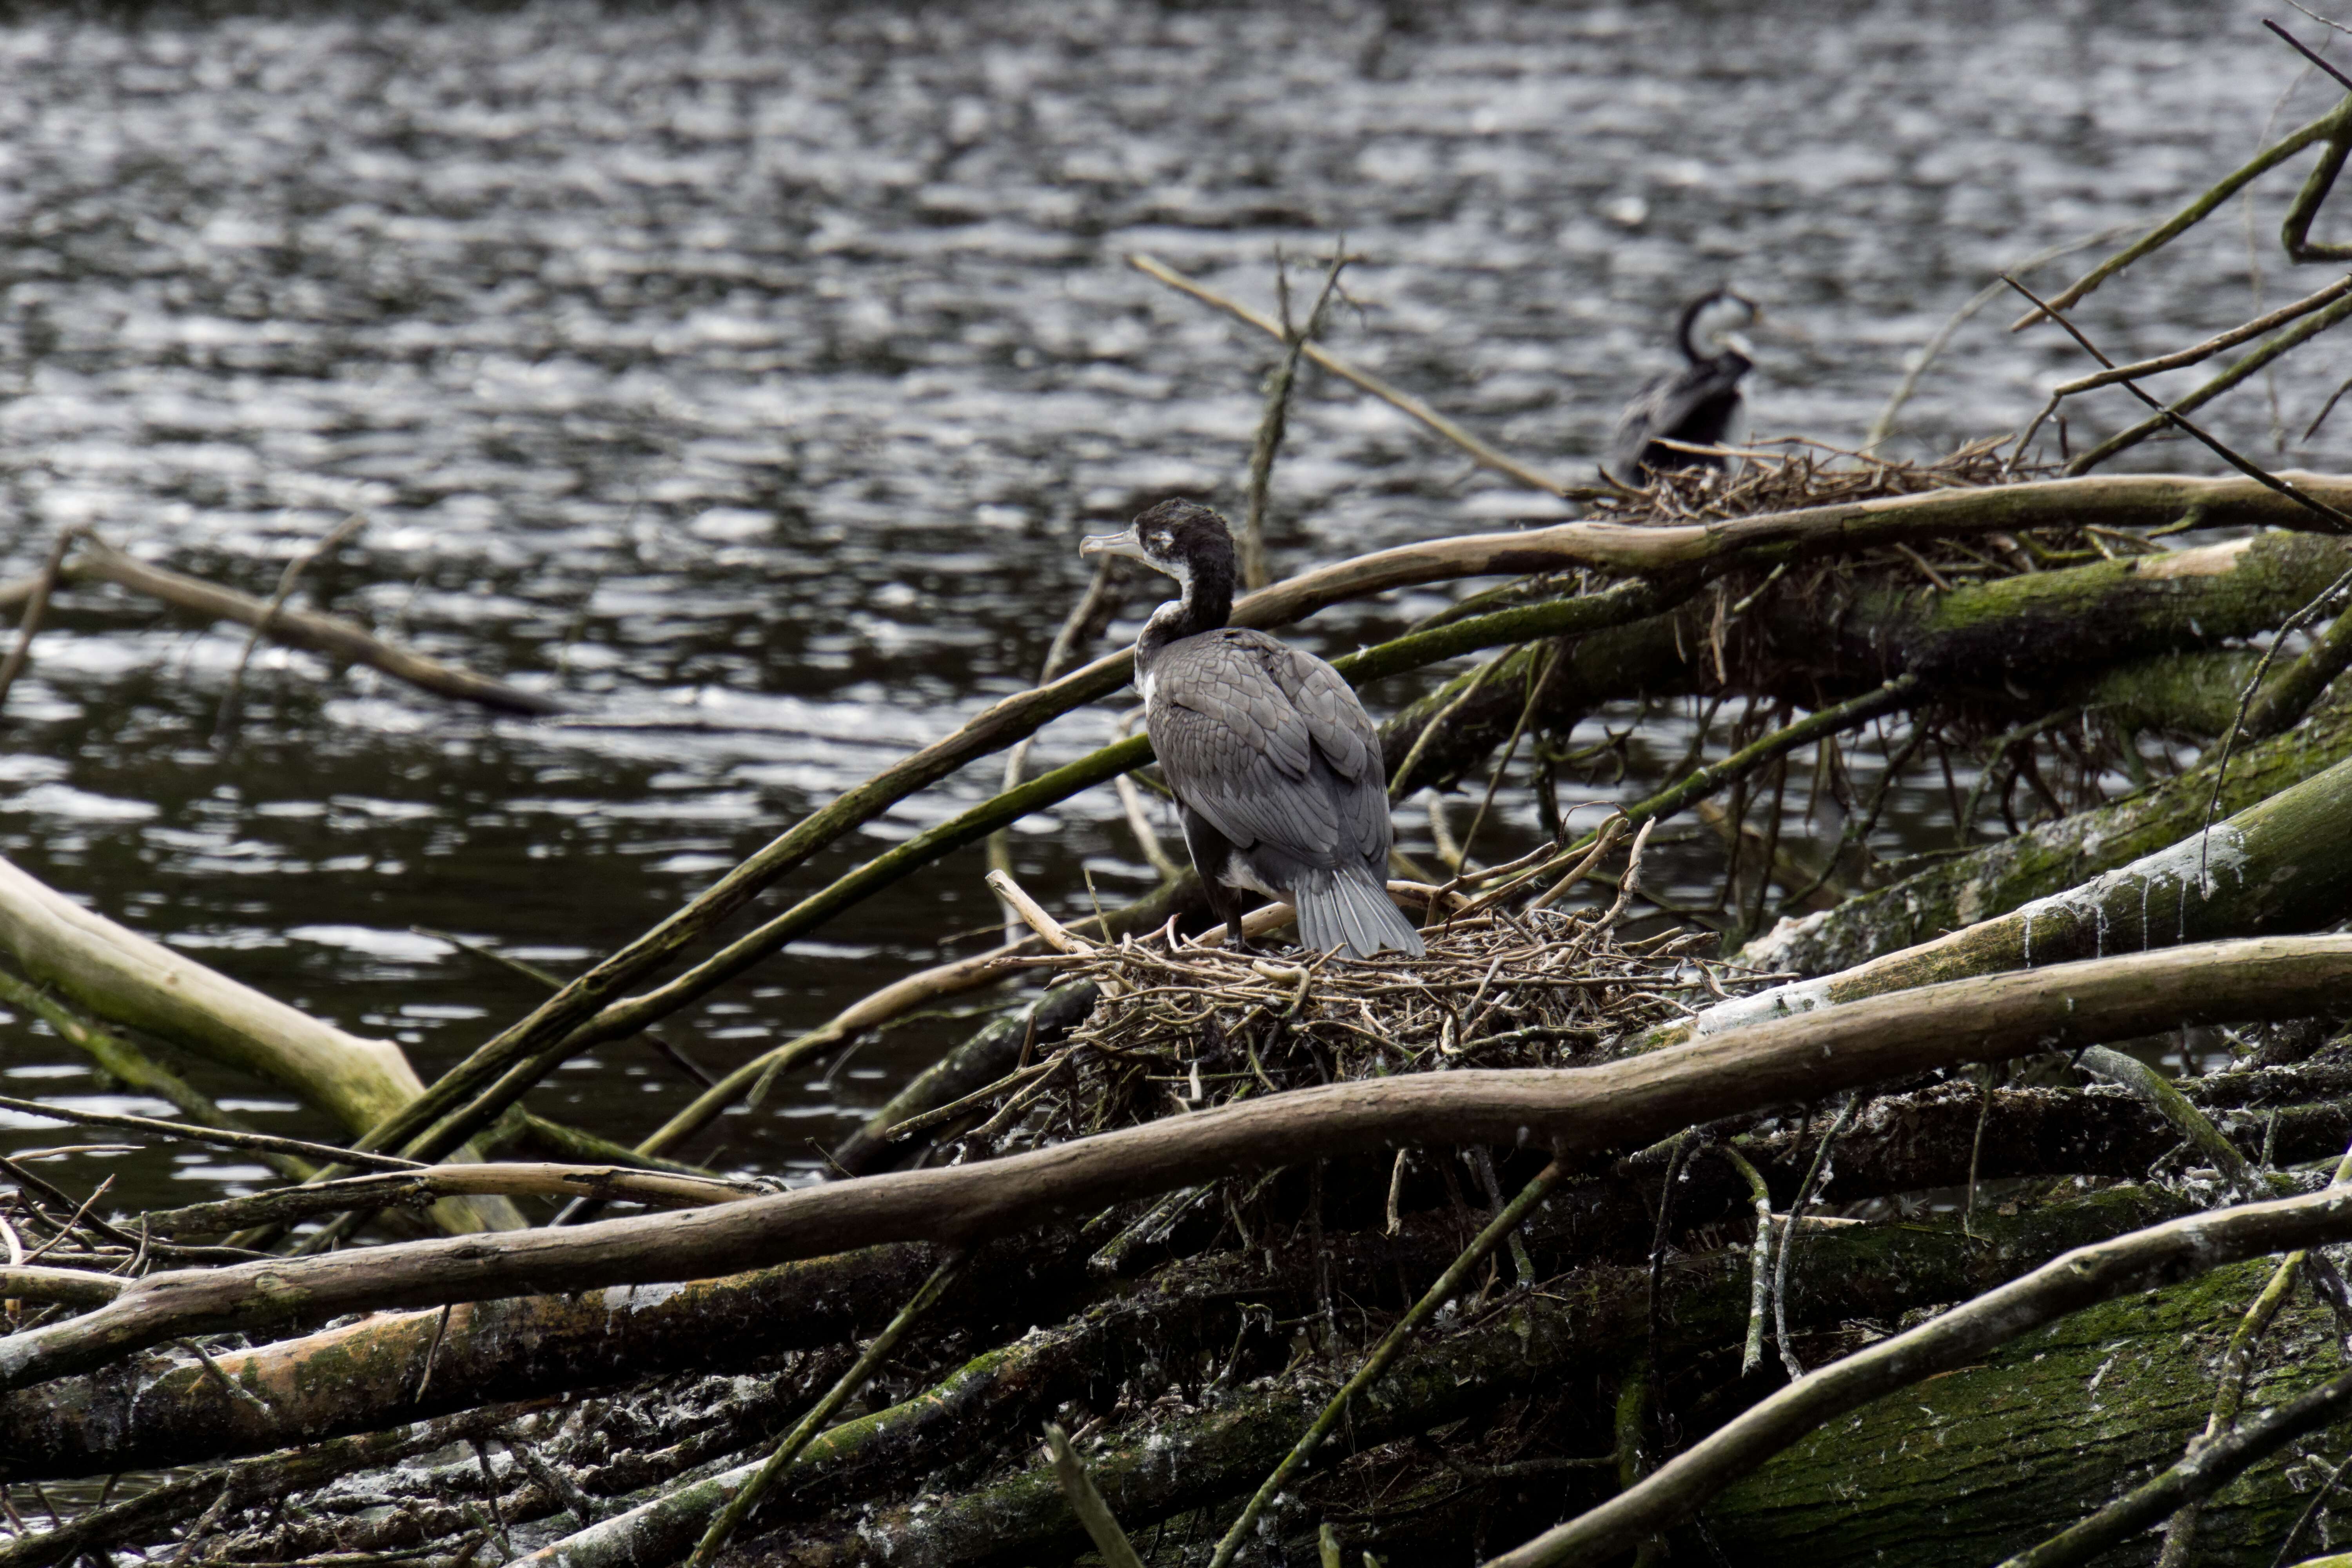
[1388,530,2352,795]
[0,1233,1091,1479]
[1677,746,2352,1046]
[730,1183,2209,1568]
[5,934,2350,1395]
[1488,1184,2352,1566]
[1703,1254,2334,1566]
[24,1054,2341,1481]
[1746,694,2352,979]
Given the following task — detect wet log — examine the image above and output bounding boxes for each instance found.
[736,1184,2206,1567]
[0,1399,554,1568]
[5,935,2349,1396]
[0,1235,1083,1479]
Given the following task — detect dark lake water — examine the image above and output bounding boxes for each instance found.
[0,0,2342,1208]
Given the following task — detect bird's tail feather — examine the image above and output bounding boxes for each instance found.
[1294,865,1425,959]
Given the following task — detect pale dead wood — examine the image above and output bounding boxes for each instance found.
[0,855,523,1235]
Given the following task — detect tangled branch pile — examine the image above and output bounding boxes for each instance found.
[18,35,2352,1568]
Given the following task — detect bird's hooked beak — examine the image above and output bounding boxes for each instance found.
[1079,525,1149,564]
[1723,296,1761,361]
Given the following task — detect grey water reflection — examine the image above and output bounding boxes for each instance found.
[0,0,2337,1205]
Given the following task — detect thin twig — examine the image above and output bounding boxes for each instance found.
[2001,274,2352,529]
[0,528,78,719]
[1773,1100,1855,1381]
[1206,1158,1567,1568]
[0,1093,424,1174]
[1129,252,1587,498]
[1240,248,1350,590]
[1044,1423,1148,1568]
[212,512,368,746]
[682,1250,965,1568]
[1716,1144,1776,1377]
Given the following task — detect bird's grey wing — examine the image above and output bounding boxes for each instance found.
[1637,363,1749,453]
[1605,371,1675,484]
[1263,642,1392,862]
[1148,639,1341,858]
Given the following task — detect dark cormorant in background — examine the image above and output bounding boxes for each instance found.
[1604,288,1758,488]
[1080,501,1424,959]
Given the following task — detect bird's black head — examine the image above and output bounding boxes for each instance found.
[1080,499,1237,639]
[1677,288,1759,364]
[1080,500,1238,586]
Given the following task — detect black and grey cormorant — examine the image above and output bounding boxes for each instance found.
[1603,288,1758,488]
[1080,501,1425,959]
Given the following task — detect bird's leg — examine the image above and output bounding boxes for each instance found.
[1203,875,1254,953]
[1179,806,1256,952]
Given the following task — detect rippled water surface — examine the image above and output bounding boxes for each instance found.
[0,0,2342,1205]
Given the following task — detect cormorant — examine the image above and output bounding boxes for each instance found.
[1080,501,1425,959]
[1604,288,1758,488]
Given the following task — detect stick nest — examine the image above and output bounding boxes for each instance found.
[1590,435,2033,524]
[938,909,1777,1165]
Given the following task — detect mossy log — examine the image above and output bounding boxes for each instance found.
[0,854,522,1234]
[1386,531,2352,795]
[1748,692,2352,979]
[0,1234,1082,1479]
[22,1042,2321,1485]
[1706,1255,2341,1566]
[1685,744,2352,1046]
